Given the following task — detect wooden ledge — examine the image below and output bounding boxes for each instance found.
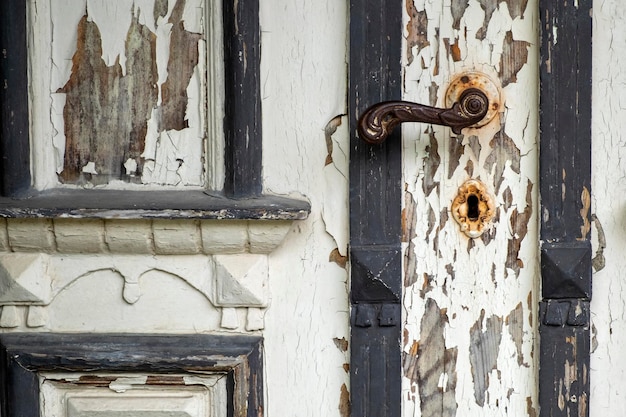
[0,189,310,220]
[0,190,309,254]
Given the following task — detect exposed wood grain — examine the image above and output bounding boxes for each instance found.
[403,299,458,415]
[159,19,202,131]
[60,14,158,183]
[349,0,403,412]
[539,0,592,415]
[223,0,262,196]
[405,1,429,65]
[506,180,533,277]
[500,31,530,87]
[469,310,503,406]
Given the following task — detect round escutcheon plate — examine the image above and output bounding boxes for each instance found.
[446,72,502,129]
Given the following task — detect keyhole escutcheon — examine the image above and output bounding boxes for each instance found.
[451,179,495,238]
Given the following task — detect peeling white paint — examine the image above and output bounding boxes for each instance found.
[29,0,209,189]
[402,0,539,415]
[591,1,626,416]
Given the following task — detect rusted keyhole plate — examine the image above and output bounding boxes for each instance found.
[446,72,501,129]
[452,179,495,238]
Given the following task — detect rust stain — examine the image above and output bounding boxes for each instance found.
[405,1,429,65]
[443,38,462,62]
[339,383,351,417]
[329,248,348,269]
[333,337,349,352]
[469,309,503,406]
[324,116,343,166]
[578,186,591,241]
[403,298,458,417]
[448,136,464,179]
[506,180,533,277]
[60,14,158,183]
[484,129,521,194]
[506,302,526,366]
[423,130,440,197]
[499,31,530,87]
[451,0,470,30]
[343,363,350,373]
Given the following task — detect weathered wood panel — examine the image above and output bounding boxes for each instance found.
[259,1,350,415]
[222,0,262,197]
[401,0,539,415]
[0,333,264,417]
[30,0,206,188]
[539,1,592,416]
[349,0,402,415]
[0,0,31,195]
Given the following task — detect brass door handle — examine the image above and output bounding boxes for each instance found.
[357,88,489,145]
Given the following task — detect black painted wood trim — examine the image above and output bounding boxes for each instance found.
[349,0,402,415]
[0,1,275,213]
[539,0,592,416]
[223,0,262,197]
[0,0,31,196]
[0,333,264,417]
[0,189,310,220]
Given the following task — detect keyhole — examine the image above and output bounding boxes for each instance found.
[467,194,479,220]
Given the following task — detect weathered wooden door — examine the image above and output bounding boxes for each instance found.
[349,1,591,416]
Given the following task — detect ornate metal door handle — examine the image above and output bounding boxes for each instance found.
[357,88,489,145]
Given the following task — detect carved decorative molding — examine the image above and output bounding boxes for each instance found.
[0,218,293,254]
[0,253,271,331]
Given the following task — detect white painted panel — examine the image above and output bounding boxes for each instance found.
[401,1,539,416]
[259,0,351,415]
[41,374,227,417]
[28,0,213,189]
[591,0,626,415]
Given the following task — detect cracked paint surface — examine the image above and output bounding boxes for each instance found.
[402,0,538,415]
[590,1,626,416]
[30,0,206,189]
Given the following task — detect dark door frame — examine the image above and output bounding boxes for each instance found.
[348,1,592,416]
